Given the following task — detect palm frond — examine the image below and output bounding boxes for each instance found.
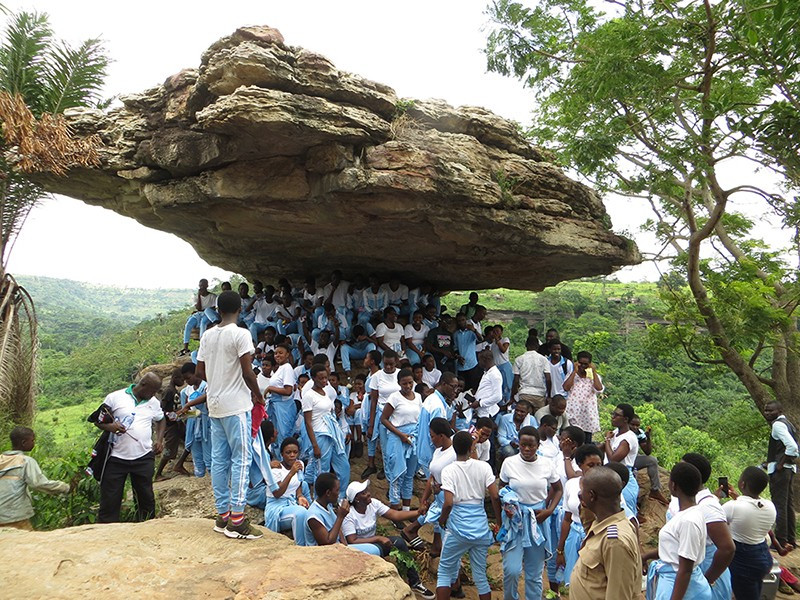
[0,11,52,115]
[41,37,108,114]
[0,274,37,425]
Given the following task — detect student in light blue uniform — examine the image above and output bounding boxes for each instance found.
[402,417,457,556]
[498,426,563,600]
[303,473,378,554]
[437,431,502,600]
[340,325,377,375]
[407,283,431,316]
[415,372,456,477]
[555,444,604,586]
[264,345,297,457]
[497,400,537,460]
[645,462,713,600]
[263,437,310,545]
[303,364,350,501]
[453,313,482,391]
[381,368,422,510]
[359,350,383,479]
[361,274,389,326]
[177,362,212,477]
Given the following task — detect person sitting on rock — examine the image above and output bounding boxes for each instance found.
[631,414,669,507]
[247,284,279,344]
[361,273,388,326]
[311,302,347,343]
[180,278,217,356]
[340,324,377,378]
[0,426,70,530]
[262,437,309,545]
[343,480,435,599]
[381,273,410,317]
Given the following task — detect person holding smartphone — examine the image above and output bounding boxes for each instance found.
[562,351,603,443]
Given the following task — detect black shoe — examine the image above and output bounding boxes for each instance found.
[361,465,377,479]
[410,582,434,599]
[377,469,385,480]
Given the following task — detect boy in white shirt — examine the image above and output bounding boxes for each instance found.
[197,291,263,540]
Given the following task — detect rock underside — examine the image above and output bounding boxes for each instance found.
[0,516,413,600]
[40,25,639,290]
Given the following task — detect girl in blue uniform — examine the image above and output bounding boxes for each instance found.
[263,437,309,545]
[498,426,563,600]
[437,430,502,600]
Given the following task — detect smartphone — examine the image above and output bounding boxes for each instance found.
[718,476,729,497]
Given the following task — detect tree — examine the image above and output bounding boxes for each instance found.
[485,0,800,421]
[0,11,107,425]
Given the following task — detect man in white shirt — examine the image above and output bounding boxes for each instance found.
[247,284,279,343]
[470,350,503,418]
[180,278,218,355]
[197,290,264,540]
[95,372,164,523]
[511,335,551,410]
[381,275,409,316]
[322,270,351,314]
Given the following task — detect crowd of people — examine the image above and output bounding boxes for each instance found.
[1,273,797,600]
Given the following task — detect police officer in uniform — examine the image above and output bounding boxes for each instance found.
[570,466,641,600]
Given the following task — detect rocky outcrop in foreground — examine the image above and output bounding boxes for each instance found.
[41,25,638,289]
[0,517,412,599]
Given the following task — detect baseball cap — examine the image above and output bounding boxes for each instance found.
[345,479,370,503]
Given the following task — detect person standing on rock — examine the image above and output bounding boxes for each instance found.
[763,400,798,550]
[95,372,164,523]
[154,368,185,482]
[562,351,602,443]
[511,334,551,411]
[196,290,264,540]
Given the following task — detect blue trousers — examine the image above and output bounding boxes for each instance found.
[387,448,418,505]
[189,434,212,477]
[268,399,298,458]
[274,504,309,546]
[210,412,252,514]
[405,348,423,365]
[438,530,492,594]
[497,361,513,402]
[249,321,272,343]
[183,312,206,344]
[305,433,350,500]
[730,540,772,600]
[341,342,376,372]
[503,541,547,600]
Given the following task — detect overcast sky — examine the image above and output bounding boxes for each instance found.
[4,0,783,288]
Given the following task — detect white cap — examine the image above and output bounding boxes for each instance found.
[345,479,370,503]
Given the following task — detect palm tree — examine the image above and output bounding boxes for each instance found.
[0,10,108,425]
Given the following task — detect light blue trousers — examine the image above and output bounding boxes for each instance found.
[305,433,350,500]
[388,449,418,505]
[183,311,212,344]
[405,348,423,365]
[438,530,492,594]
[249,321,272,343]
[275,504,309,546]
[503,541,547,600]
[189,434,212,477]
[340,342,376,371]
[210,412,252,514]
[498,361,513,402]
[268,399,298,458]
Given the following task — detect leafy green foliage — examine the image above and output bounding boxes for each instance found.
[389,547,418,577]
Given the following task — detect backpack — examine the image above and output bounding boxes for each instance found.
[85,403,114,482]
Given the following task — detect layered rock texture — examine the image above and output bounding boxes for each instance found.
[0,517,413,599]
[43,26,638,289]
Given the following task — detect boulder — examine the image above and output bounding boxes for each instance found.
[40,25,639,290]
[0,517,413,600]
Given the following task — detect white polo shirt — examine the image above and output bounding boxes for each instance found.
[105,386,164,460]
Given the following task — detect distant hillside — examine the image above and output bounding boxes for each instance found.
[19,275,193,321]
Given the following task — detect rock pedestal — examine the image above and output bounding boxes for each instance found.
[40,25,639,289]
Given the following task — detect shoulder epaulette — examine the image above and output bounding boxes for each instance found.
[606,525,618,539]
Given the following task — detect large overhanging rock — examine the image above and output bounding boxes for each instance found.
[42,25,639,290]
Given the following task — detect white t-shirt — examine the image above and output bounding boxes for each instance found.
[499,453,559,505]
[430,446,457,484]
[563,476,582,523]
[310,339,338,366]
[404,323,430,348]
[441,459,495,504]
[386,391,422,427]
[303,289,324,306]
[342,498,390,538]
[374,322,404,352]
[658,505,707,569]
[605,429,639,467]
[491,338,511,365]
[369,369,400,410]
[667,488,726,548]
[512,351,551,396]
[301,387,335,432]
[252,298,278,323]
[322,281,351,308]
[269,363,297,394]
[105,388,164,460]
[301,379,337,402]
[723,496,777,544]
[538,436,560,461]
[196,323,255,418]
[267,464,303,499]
[422,367,442,388]
[198,292,217,310]
[554,456,579,489]
[475,440,490,462]
[382,282,409,305]
[256,370,272,398]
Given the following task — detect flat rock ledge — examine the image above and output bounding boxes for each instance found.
[40,25,639,290]
[0,516,413,599]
